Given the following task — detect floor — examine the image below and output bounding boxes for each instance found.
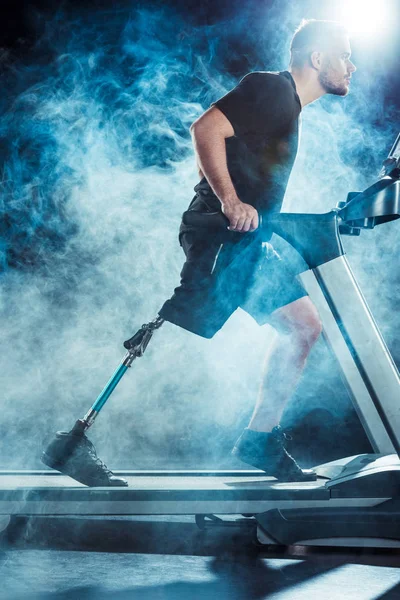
[1,549,400,600]
[1,516,400,600]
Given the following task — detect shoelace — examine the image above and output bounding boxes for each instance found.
[272,426,293,444]
[81,436,113,476]
[271,427,304,471]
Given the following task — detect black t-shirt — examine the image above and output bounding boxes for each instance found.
[194,71,302,217]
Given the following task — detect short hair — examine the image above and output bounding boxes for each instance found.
[290,19,348,68]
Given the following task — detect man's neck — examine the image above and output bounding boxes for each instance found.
[288,68,326,108]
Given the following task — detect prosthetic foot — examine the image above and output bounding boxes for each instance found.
[232,426,317,482]
[41,317,164,487]
[42,420,128,487]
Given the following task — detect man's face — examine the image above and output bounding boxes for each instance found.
[318,35,356,96]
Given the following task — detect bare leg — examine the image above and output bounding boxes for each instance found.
[248,296,322,433]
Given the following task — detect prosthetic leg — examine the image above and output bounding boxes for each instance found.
[42,317,164,486]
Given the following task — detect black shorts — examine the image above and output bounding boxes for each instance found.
[159,201,307,339]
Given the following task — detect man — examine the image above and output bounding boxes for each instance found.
[158,18,356,481]
[43,19,356,486]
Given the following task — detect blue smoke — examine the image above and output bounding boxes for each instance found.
[0,0,398,468]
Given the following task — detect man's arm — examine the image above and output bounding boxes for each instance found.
[190,106,258,233]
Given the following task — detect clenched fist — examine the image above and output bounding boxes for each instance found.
[222,200,259,232]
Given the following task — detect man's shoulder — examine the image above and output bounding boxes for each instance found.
[240,70,293,90]
[240,71,298,118]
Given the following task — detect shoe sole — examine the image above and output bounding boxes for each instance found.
[232,448,317,482]
[41,452,128,487]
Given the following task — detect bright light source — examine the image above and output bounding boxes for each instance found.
[337,0,390,37]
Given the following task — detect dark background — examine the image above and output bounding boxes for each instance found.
[2,0,400,88]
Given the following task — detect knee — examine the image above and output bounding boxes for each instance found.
[291,311,322,348]
[269,298,323,349]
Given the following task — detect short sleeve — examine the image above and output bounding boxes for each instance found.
[212,72,293,138]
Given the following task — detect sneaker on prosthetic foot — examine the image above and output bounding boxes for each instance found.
[232,426,317,482]
[42,430,128,487]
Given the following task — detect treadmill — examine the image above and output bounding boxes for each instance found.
[256,131,400,547]
[0,133,399,549]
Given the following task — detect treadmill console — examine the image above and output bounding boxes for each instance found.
[338,131,400,233]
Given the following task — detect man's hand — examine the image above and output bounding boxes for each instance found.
[222,200,259,232]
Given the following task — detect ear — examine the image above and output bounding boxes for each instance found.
[310,51,322,71]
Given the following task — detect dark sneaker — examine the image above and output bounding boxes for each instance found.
[232,426,317,482]
[42,431,128,487]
